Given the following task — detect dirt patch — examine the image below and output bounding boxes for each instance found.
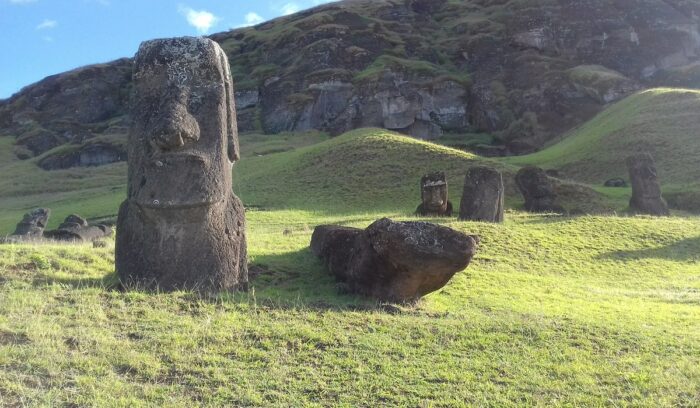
[0,330,31,346]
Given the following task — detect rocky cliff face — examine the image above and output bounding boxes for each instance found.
[2,0,700,168]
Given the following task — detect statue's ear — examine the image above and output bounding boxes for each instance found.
[226,82,240,162]
[220,50,240,162]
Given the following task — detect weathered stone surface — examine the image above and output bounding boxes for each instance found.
[10,208,50,240]
[604,178,627,188]
[3,0,700,158]
[416,172,453,217]
[627,153,670,216]
[515,166,564,213]
[38,142,126,170]
[311,218,479,302]
[459,166,504,222]
[116,37,248,292]
[44,214,112,242]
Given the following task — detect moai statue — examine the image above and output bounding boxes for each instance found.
[116,37,248,291]
[416,172,453,216]
[459,166,504,222]
[9,208,50,240]
[515,166,564,213]
[627,153,669,216]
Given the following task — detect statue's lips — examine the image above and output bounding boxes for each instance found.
[134,152,226,209]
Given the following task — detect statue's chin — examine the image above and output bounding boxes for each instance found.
[131,153,228,210]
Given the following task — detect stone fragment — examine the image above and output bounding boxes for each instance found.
[627,153,669,216]
[44,214,112,242]
[459,166,504,222]
[115,37,248,291]
[604,178,627,188]
[416,172,453,216]
[311,218,479,302]
[10,208,51,240]
[515,166,564,213]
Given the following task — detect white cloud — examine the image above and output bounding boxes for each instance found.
[280,2,300,15]
[243,12,264,27]
[178,5,218,33]
[36,19,57,30]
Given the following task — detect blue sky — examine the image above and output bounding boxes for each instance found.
[0,0,334,99]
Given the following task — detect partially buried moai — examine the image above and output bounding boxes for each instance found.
[515,166,564,213]
[459,166,504,222]
[626,153,669,216]
[116,37,248,291]
[416,172,453,216]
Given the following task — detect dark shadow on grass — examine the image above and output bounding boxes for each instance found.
[599,236,700,262]
[32,271,122,291]
[28,248,407,313]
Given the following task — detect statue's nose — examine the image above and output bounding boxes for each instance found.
[151,102,200,151]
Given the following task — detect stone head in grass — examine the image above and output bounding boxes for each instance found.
[416,172,453,217]
[116,37,248,292]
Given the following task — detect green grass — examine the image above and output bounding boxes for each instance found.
[505,88,700,213]
[1,212,698,406]
[1,103,700,404]
[234,128,514,213]
[506,88,700,187]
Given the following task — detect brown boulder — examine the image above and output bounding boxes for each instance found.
[311,218,479,302]
[459,166,505,222]
[627,153,669,216]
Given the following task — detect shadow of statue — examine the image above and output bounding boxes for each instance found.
[598,236,700,262]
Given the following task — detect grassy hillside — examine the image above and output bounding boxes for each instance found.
[1,98,699,405]
[506,88,700,186]
[1,211,698,406]
[1,128,615,235]
[234,128,514,213]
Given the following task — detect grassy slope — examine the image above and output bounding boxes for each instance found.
[506,88,700,188]
[234,128,515,213]
[0,103,699,405]
[1,213,698,406]
[1,128,610,235]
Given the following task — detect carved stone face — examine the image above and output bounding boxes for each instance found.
[128,37,239,209]
[627,153,662,198]
[421,173,448,212]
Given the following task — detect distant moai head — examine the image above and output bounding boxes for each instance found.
[626,153,669,216]
[626,153,662,198]
[421,172,449,213]
[128,37,239,210]
[12,208,51,238]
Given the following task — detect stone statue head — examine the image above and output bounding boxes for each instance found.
[626,153,662,198]
[421,172,448,212]
[128,37,239,210]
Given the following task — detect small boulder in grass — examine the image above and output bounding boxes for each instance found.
[311,218,479,303]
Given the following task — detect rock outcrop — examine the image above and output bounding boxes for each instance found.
[459,166,504,222]
[311,218,479,302]
[516,166,564,213]
[3,0,700,165]
[416,172,452,217]
[627,153,670,216]
[116,37,248,292]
